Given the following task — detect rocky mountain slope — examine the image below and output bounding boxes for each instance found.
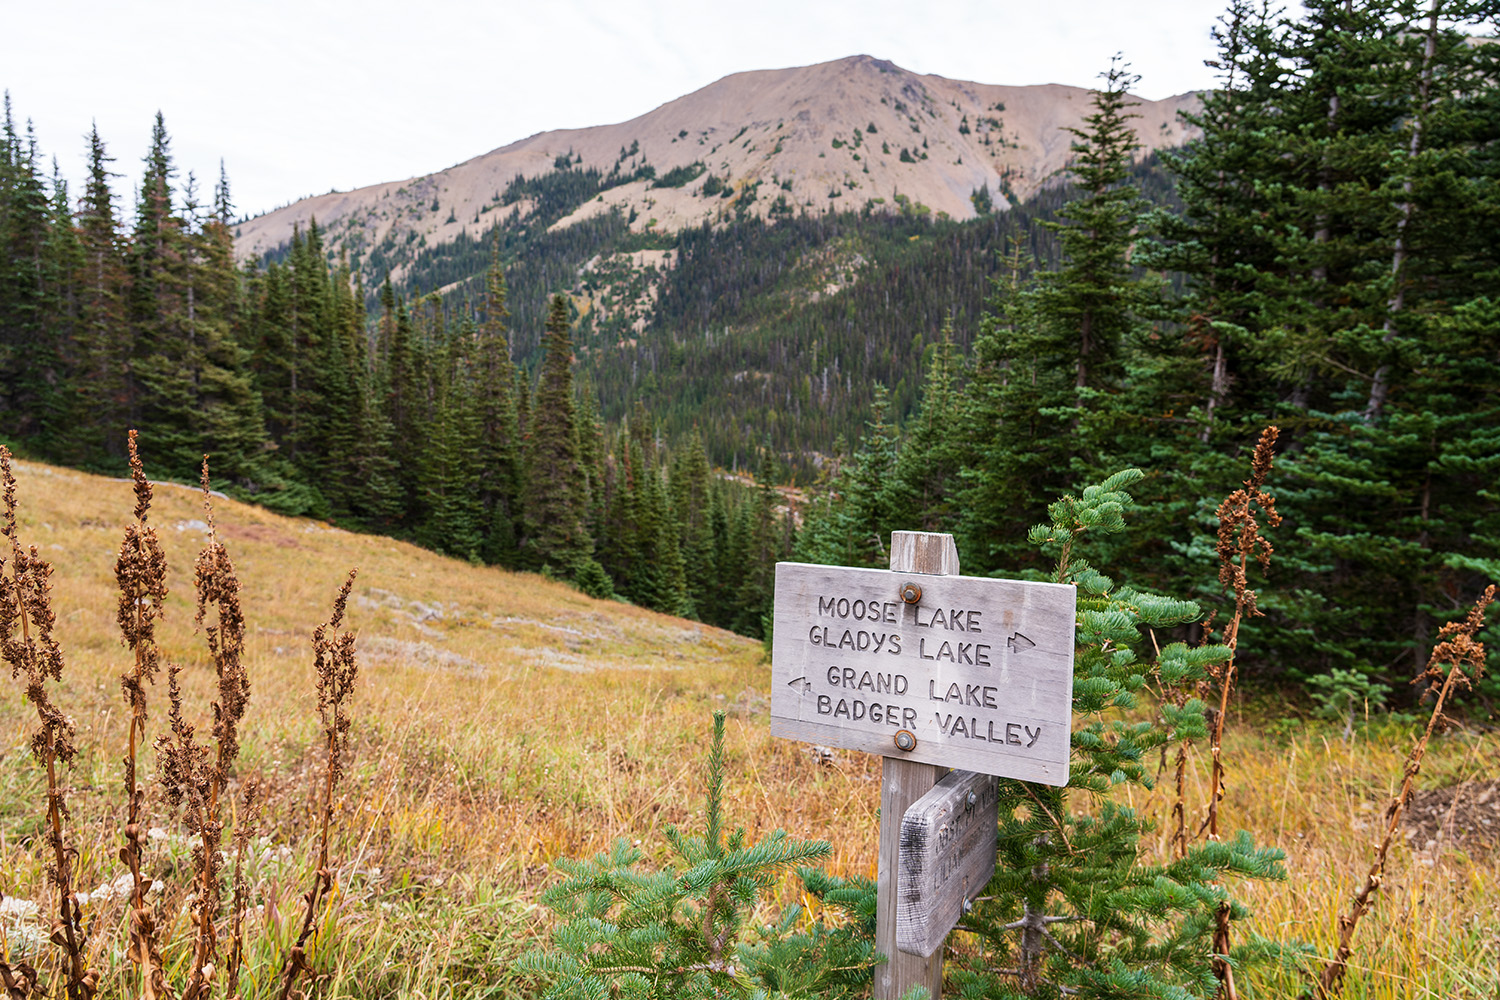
[234,55,1198,275]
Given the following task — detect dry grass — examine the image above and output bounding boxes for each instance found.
[1122,709,1500,998]
[0,456,1494,997]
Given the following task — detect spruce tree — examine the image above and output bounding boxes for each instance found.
[420,314,484,558]
[796,386,901,569]
[1156,0,1500,682]
[127,113,265,482]
[671,433,717,618]
[74,122,130,461]
[0,103,69,449]
[889,319,963,532]
[476,238,524,565]
[956,63,1154,577]
[1040,57,1147,395]
[521,295,592,576]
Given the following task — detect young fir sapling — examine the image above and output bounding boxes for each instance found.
[947,466,1287,998]
[519,711,876,1000]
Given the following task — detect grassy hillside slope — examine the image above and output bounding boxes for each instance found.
[0,458,1494,996]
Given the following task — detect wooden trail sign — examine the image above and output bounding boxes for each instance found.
[770,531,1078,998]
[770,559,1076,784]
[898,769,999,958]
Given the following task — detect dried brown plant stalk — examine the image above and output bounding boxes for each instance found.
[156,458,251,1000]
[279,570,359,1000]
[1169,743,1190,860]
[0,955,38,999]
[1205,426,1280,839]
[114,431,174,1000]
[1310,585,1494,999]
[0,447,97,999]
[226,778,261,999]
[1160,608,1215,862]
[1204,425,1280,1000]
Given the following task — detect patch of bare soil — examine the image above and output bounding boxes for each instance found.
[221,522,302,549]
[1403,778,1500,852]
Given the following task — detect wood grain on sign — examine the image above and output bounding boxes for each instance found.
[770,561,1075,785]
[897,769,999,957]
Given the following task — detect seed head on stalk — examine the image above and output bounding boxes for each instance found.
[279,569,359,1000]
[155,457,251,1000]
[114,431,173,998]
[1310,585,1494,999]
[0,446,96,999]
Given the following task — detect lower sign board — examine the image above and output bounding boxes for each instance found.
[770,561,1075,784]
[897,769,999,956]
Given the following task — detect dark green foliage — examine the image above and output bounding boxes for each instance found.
[937,471,1288,996]
[475,237,524,565]
[522,296,592,575]
[573,557,615,599]
[795,385,903,569]
[653,162,707,189]
[954,61,1158,577]
[3,4,1496,675]
[518,712,874,1000]
[125,113,267,484]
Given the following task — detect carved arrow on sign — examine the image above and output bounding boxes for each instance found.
[1007,632,1036,654]
[787,676,812,693]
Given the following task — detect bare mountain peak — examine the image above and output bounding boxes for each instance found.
[234,55,1198,282]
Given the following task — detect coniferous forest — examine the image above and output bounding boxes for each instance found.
[0,0,1496,698]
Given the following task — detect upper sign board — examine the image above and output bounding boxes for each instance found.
[770,562,1075,784]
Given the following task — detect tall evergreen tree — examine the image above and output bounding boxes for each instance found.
[420,314,484,558]
[74,121,130,460]
[957,58,1154,576]
[796,385,902,569]
[476,238,524,565]
[671,433,717,618]
[0,104,68,447]
[522,295,592,576]
[127,113,264,481]
[889,319,963,532]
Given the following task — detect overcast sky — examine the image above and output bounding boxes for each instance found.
[7,0,1233,221]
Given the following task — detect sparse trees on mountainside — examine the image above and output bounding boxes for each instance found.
[0,0,1494,672]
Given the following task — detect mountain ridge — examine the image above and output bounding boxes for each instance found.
[233,55,1199,279]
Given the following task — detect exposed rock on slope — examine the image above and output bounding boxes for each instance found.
[234,55,1198,272]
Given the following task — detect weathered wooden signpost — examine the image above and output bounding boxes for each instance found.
[771,531,1075,998]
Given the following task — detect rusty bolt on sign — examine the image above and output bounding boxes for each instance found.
[894,729,918,752]
[900,582,923,605]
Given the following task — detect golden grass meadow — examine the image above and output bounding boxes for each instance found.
[0,455,1494,998]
